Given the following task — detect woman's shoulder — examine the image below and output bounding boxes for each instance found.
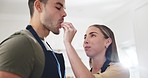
[108,62,129,71]
[107,62,130,77]
[109,62,128,70]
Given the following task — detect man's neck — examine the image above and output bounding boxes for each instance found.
[30,23,50,40]
[29,15,50,39]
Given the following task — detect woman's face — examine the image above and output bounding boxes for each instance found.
[83,26,108,58]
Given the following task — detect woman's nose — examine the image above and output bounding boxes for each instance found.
[84,39,88,44]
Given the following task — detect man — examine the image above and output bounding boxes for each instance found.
[0,0,67,78]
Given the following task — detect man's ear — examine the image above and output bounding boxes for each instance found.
[34,0,42,13]
[105,38,112,48]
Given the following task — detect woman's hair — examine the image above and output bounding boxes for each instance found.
[90,24,119,63]
[28,0,48,17]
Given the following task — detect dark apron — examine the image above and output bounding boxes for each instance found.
[26,25,65,78]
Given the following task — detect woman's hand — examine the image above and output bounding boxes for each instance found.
[61,22,77,44]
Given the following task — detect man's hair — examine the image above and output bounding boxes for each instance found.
[28,0,48,17]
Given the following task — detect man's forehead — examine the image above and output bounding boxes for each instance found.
[50,0,65,4]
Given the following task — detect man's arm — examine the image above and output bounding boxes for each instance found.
[0,71,21,78]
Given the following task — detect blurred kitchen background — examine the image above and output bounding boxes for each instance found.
[0,0,148,78]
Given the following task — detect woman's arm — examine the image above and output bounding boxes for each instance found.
[62,22,95,78]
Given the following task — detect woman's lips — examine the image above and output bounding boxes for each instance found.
[84,46,91,51]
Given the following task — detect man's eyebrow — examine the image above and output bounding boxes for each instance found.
[55,2,66,8]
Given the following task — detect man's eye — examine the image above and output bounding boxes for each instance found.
[56,7,61,10]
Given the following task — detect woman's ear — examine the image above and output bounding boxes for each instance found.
[105,38,112,48]
[34,0,43,13]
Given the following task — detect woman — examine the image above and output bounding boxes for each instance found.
[62,22,130,78]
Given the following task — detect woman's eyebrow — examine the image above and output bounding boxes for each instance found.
[89,32,98,35]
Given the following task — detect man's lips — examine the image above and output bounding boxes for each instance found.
[60,20,64,23]
[60,18,64,23]
[59,20,64,28]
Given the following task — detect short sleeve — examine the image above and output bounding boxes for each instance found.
[0,34,35,78]
[93,63,130,78]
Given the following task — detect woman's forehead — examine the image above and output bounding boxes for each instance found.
[87,26,101,33]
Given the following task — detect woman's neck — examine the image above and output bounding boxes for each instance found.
[91,56,106,74]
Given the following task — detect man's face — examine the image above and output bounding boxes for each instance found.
[40,0,67,35]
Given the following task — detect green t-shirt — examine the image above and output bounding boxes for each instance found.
[0,30,45,78]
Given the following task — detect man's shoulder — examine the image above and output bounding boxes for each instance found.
[0,30,41,53]
[1,30,36,45]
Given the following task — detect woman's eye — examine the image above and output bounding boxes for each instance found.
[91,34,96,37]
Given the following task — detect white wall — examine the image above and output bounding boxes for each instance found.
[111,0,148,78]
[102,1,148,78]
[134,1,148,78]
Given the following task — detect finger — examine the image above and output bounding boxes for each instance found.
[62,25,68,32]
[62,22,70,29]
[62,22,77,34]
